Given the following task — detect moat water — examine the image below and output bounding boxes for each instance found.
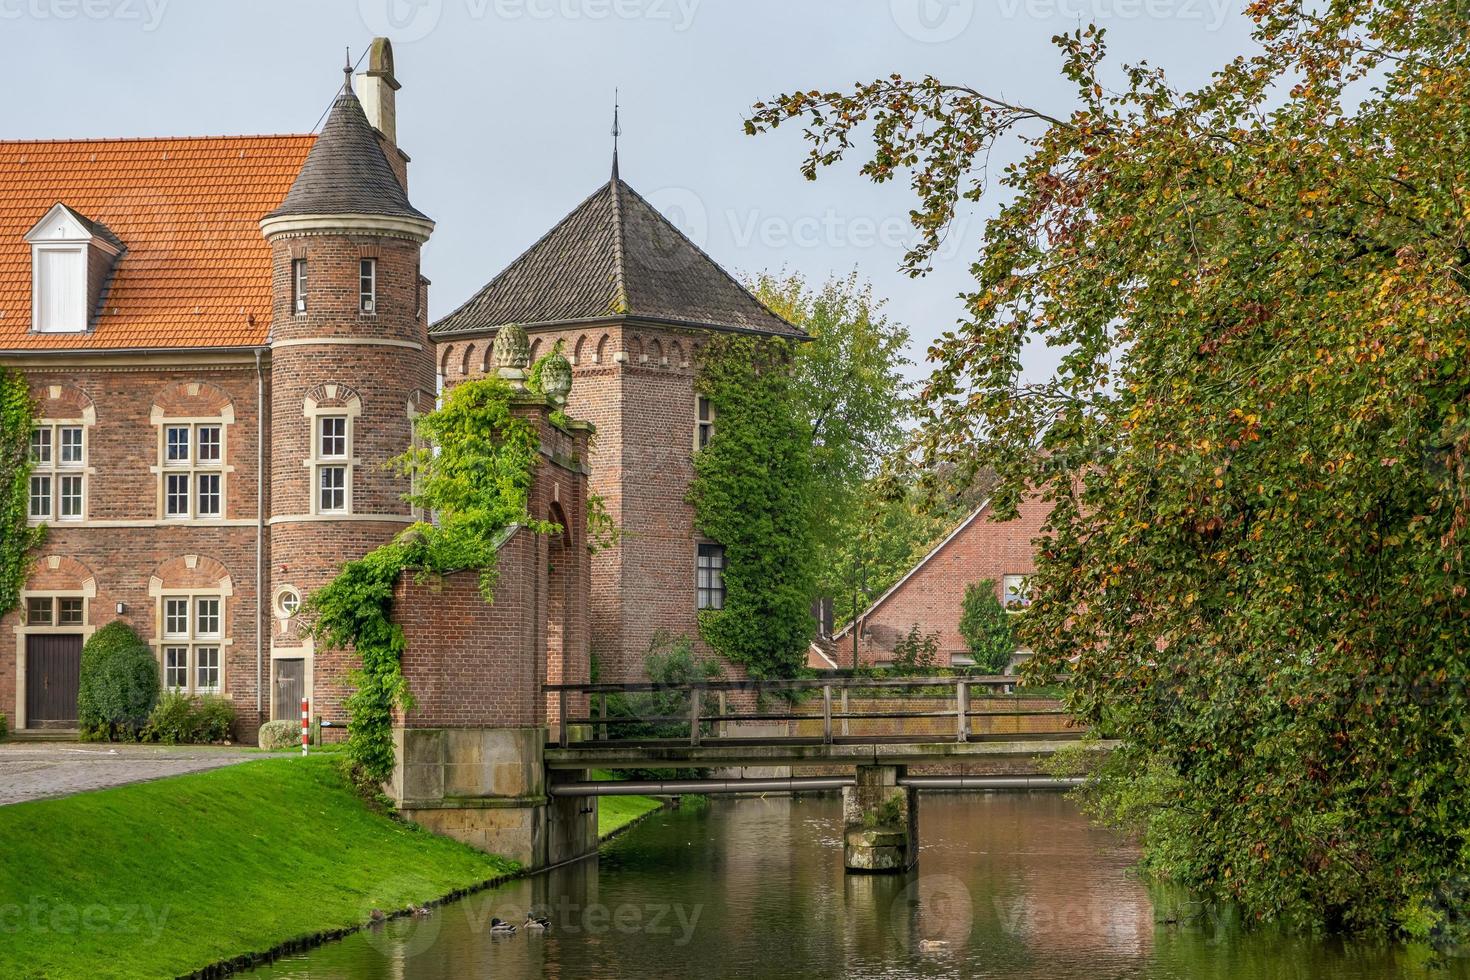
[252,793,1468,979]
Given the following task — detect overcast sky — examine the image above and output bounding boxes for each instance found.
[5,0,1256,383]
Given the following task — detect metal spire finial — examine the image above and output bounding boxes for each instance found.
[611,89,621,180]
[343,47,353,92]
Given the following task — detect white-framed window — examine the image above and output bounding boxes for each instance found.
[313,414,351,514]
[292,258,308,314]
[160,422,225,520]
[359,258,377,314]
[159,594,225,695]
[1002,574,1032,611]
[24,595,86,627]
[695,395,715,451]
[697,542,726,611]
[28,422,86,522]
[274,586,302,620]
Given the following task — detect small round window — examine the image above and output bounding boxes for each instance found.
[274,586,301,620]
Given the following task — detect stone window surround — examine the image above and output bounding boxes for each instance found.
[694,393,715,453]
[10,556,97,730]
[148,556,233,697]
[303,385,362,517]
[149,393,235,523]
[28,414,93,523]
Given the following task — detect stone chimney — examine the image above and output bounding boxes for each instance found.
[354,37,410,191]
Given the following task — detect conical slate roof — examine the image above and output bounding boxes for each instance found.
[266,81,428,222]
[431,177,801,338]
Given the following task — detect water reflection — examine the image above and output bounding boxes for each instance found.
[254,794,1468,979]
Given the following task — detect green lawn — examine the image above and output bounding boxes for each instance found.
[597,793,665,838]
[0,756,516,980]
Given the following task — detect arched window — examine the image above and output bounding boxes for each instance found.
[150,381,236,523]
[150,554,234,696]
[302,383,363,515]
[27,384,95,524]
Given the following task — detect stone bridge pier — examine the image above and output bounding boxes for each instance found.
[842,765,918,873]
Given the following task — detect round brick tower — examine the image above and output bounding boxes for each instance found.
[257,44,435,725]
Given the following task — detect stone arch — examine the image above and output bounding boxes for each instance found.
[302,382,362,417]
[439,344,456,378]
[629,334,644,364]
[669,339,686,370]
[595,334,610,364]
[149,554,235,596]
[572,334,588,366]
[459,343,476,378]
[149,380,236,424]
[26,554,97,595]
[649,337,665,367]
[35,383,96,424]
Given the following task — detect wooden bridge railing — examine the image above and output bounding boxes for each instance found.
[543,675,1074,749]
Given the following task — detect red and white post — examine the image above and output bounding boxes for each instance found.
[301,697,310,756]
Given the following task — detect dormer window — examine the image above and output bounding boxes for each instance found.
[24,203,122,335]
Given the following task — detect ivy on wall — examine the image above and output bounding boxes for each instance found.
[307,377,552,782]
[0,367,43,618]
[688,336,818,679]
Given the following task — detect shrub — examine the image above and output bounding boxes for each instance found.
[143,693,235,745]
[957,580,1015,674]
[77,622,158,741]
[142,693,195,745]
[0,713,7,742]
[257,719,300,751]
[193,696,236,743]
[605,632,724,779]
[889,624,939,675]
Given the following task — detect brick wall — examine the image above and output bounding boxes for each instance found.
[394,397,591,730]
[844,494,1053,665]
[0,362,266,735]
[437,323,737,685]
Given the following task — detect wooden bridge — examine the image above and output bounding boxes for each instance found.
[540,675,1104,871]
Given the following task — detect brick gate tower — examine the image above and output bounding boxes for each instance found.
[259,42,436,724]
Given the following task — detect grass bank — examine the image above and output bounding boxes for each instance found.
[597,793,665,838]
[0,756,516,980]
[589,769,666,839]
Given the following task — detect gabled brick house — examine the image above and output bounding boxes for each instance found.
[1,38,799,736]
[822,494,1052,670]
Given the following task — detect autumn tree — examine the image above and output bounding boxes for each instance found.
[749,0,1470,939]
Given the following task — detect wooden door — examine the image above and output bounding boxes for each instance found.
[25,634,82,728]
[273,659,305,721]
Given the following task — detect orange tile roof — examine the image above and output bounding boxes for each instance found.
[0,134,314,351]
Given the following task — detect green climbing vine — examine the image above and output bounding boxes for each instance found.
[0,367,43,618]
[307,377,553,782]
[688,335,818,679]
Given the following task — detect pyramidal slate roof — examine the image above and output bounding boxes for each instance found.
[431,176,801,338]
[266,79,428,222]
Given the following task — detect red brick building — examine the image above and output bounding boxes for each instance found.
[823,494,1053,670]
[0,38,798,736]
[431,154,804,682]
